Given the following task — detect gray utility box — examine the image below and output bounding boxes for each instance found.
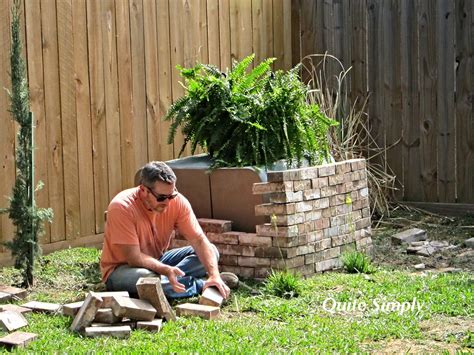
[166,154,269,233]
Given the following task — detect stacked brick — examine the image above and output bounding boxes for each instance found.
[169,158,372,279]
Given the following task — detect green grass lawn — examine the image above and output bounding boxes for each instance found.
[0,247,472,353]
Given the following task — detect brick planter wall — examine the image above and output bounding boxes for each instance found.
[170,158,372,279]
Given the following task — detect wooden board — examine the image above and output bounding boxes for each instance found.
[41,0,66,242]
[455,0,473,203]
[436,0,455,202]
[252,0,273,66]
[207,0,221,67]
[58,0,81,241]
[219,0,232,71]
[230,0,253,63]
[72,0,95,237]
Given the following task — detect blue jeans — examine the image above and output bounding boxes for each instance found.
[106,246,219,299]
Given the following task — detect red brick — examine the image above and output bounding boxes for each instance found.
[303,189,321,200]
[198,218,232,233]
[237,256,271,267]
[109,296,156,321]
[315,258,342,272]
[256,224,298,237]
[206,232,239,245]
[321,186,337,197]
[255,246,295,258]
[176,303,220,320]
[355,217,371,230]
[137,319,162,332]
[252,181,293,194]
[313,198,330,209]
[270,191,304,203]
[335,162,351,174]
[255,203,296,216]
[21,301,61,314]
[62,301,84,317]
[299,167,319,179]
[318,164,336,177]
[93,308,122,324]
[70,292,103,332]
[314,238,332,251]
[199,287,224,307]
[273,213,305,226]
[332,233,354,247]
[329,194,346,206]
[272,236,300,248]
[312,177,329,188]
[238,233,272,247]
[136,277,176,322]
[239,267,255,278]
[293,179,312,191]
[295,201,314,213]
[328,174,344,186]
[307,231,323,243]
[218,255,239,266]
[271,256,304,269]
[85,326,131,338]
[214,243,255,256]
[95,291,130,308]
[296,244,315,256]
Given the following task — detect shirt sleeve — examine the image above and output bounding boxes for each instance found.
[175,195,204,239]
[105,206,139,245]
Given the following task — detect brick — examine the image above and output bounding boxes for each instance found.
[329,194,347,206]
[270,191,304,203]
[293,179,312,191]
[272,236,300,248]
[296,244,315,256]
[313,198,330,209]
[214,244,255,256]
[305,210,322,222]
[93,308,122,324]
[136,278,176,322]
[62,301,84,317]
[311,177,329,188]
[0,292,12,303]
[85,326,131,339]
[328,174,344,185]
[21,301,62,314]
[95,291,130,308]
[109,296,156,321]
[255,203,296,216]
[359,187,369,198]
[335,162,351,174]
[314,218,330,230]
[0,286,27,300]
[238,233,272,247]
[199,287,224,307]
[273,213,305,226]
[307,231,323,243]
[198,218,232,233]
[239,267,255,278]
[362,207,371,218]
[0,311,28,332]
[318,164,336,177]
[218,255,239,266]
[295,201,314,212]
[303,189,321,200]
[255,246,296,258]
[252,181,293,194]
[70,292,103,332]
[352,179,367,190]
[314,238,332,251]
[321,186,338,197]
[305,253,317,264]
[355,217,371,230]
[315,258,342,272]
[237,256,271,267]
[352,210,362,221]
[0,331,37,349]
[295,264,316,277]
[332,233,354,247]
[256,224,298,237]
[219,265,240,275]
[271,256,304,269]
[341,242,357,253]
[356,237,373,249]
[137,319,163,332]
[391,228,427,245]
[299,167,318,179]
[206,232,239,245]
[330,213,352,227]
[0,304,32,314]
[176,303,220,320]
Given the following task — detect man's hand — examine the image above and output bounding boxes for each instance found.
[164,265,186,293]
[204,274,230,299]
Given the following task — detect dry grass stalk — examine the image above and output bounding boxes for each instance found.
[300,53,397,217]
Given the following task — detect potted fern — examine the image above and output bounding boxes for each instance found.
[164,55,337,231]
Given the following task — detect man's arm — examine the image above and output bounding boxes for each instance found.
[186,234,230,299]
[116,244,187,293]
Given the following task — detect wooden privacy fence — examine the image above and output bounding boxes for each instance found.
[0,0,293,259]
[294,0,473,206]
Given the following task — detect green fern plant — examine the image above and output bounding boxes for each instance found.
[165,54,338,168]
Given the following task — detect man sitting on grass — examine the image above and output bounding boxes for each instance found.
[100,161,235,300]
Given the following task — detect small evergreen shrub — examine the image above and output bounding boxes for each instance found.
[264,269,303,299]
[341,250,376,274]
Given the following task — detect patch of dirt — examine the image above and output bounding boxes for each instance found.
[363,315,474,352]
[371,209,474,272]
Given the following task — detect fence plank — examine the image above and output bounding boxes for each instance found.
[72,0,95,236]
[101,0,122,200]
[349,0,367,103]
[230,0,252,62]
[252,0,273,65]
[455,0,474,203]
[418,0,438,202]
[384,0,403,198]
[207,0,220,67]
[129,0,148,167]
[157,0,174,161]
[58,0,80,240]
[219,0,231,71]
[143,0,161,161]
[0,0,15,249]
[291,0,301,66]
[115,0,135,188]
[43,0,66,242]
[436,0,455,202]
[87,0,109,234]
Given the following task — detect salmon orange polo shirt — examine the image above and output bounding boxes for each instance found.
[100,187,204,282]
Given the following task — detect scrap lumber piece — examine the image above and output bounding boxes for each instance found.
[93,308,122,324]
[70,292,103,332]
[199,287,224,307]
[21,301,62,314]
[176,303,220,320]
[0,304,32,314]
[0,311,28,332]
[136,277,176,321]
[0,331,37,349]
[0,292,12,303]
[0,286,27,300]
[94,291,130,308]
[62,301,84,317]
[109,296,156,321]
[84,325,131,339]
[137,319,162,332]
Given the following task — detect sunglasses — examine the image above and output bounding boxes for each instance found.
[146,186,178,202]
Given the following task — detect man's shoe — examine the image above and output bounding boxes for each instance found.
[220,272,239,289]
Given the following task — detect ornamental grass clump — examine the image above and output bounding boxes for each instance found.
[165,54,338,168]
[264,269,303,299]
